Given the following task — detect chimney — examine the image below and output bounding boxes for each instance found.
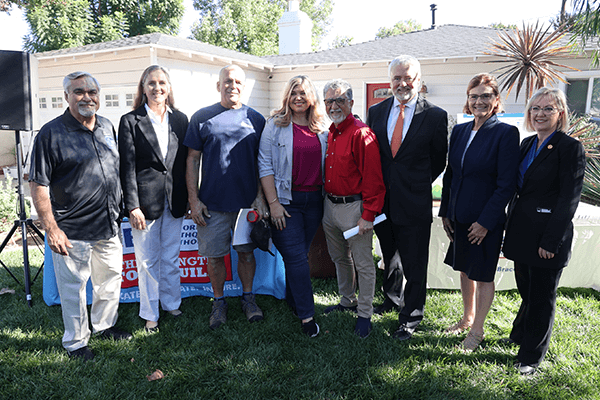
[278,0,313,54]
[430,4,437,29]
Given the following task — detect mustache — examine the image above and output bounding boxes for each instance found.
[78,100,97,106]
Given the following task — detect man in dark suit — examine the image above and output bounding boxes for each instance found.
[366,55,448,340]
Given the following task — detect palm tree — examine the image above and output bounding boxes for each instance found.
[569,0,600,66]
[484,22,578,101]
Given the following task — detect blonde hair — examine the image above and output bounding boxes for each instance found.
[271,75,325,133]
[524,87,569,132]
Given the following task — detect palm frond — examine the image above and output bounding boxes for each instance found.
[483,22,579,101]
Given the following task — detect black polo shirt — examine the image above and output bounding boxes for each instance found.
[29,109,122,240]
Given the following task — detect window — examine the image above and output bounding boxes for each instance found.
[39,98,47,109]
[105,94,119,108]
[566,77,600,117]
[51,97,63,109]
[126,93,134,107]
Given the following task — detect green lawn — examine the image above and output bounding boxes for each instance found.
[0,249,599,400]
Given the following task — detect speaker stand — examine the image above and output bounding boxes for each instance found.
[0,130,45,307]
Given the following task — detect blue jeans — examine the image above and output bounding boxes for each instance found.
[271,190,323,320]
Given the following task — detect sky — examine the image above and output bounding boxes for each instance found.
[0,0,561,52]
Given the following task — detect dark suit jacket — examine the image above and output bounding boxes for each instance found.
[366,95,448,225]
[118,106,189,220]
[503,131,586,269]
[439,114,520,231]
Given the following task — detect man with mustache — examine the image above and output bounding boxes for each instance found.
[321,79,385,338]
[30,71,131,362]
[366,55,448,340]
[185,65,267,330]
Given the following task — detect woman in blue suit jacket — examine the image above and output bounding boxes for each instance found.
[258,75,327,337]
[502,88,586,375]
[118,66,189,332]
[439,73,520,351]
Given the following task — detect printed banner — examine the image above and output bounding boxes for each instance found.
[43,219,286,306]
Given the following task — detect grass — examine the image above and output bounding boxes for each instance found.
[1,249,600,400]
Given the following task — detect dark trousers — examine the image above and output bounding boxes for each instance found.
[510,261,563,367]
[375,219,431,331]
[271,190,323,320]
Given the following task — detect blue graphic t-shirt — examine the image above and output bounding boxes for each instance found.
[184,103,266,212]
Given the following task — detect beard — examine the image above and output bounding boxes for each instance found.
[77,101,97,117]
[393,89,416,103]
[328,110,346,125]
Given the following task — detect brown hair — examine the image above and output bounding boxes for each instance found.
[132,65,176,110]
[271,75,325,133]
[462,73,504,115]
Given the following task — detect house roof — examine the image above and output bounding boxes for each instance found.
[35,32,272,68]
[36,25,584,69]
[262,24,505,67]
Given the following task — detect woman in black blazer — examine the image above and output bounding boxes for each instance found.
[118,65,189,332]
[502,87,586,375]
[439,73,520,351]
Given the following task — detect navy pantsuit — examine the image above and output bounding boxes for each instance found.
[503,131,586,367]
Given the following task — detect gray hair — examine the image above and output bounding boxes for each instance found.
[323,79,353,100]
[63,71,100,93]
[388,55,422,81]
[524,87,570,132]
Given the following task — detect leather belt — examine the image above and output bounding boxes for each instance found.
[327,194,362,204]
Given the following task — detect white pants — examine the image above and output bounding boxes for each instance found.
[52,234,123,352]
[131,203,183,322]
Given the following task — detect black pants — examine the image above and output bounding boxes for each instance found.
[510,261,563,367]
[375,219,431,331]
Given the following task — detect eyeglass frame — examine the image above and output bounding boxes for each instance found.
[467,93,496,101]
[530,106,560,115]
[324,97,349,107]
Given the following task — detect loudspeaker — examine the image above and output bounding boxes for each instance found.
[0,51,36,131]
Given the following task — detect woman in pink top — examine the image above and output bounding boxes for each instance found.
[258,76,327,337]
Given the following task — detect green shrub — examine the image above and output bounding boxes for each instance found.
[0,177,17,232]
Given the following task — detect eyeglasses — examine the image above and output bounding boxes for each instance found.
[71,89,99,98]
[324,97,348,106]
[392,75,417,84]
[530,106,559,115]
[467,93,495,101]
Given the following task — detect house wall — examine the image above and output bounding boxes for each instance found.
[34,45,599,135]
[268,55,599,129]
[36,47,273,130]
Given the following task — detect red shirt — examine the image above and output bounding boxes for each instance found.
[324,114,385,221]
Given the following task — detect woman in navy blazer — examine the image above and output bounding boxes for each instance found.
[439,73,520,351]
[502,88,586,375]
[118,66,189,332]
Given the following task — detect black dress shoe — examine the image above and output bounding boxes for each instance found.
[391,326,413,341]
[499,337,518,346]
[98,327,133,341]
[323,303,358,314]
[67,346,95,361]
[373,301,400,315]
[514,362,536,375]
[354,317,372,338]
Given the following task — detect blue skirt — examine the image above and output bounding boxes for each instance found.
[443,220,503,283]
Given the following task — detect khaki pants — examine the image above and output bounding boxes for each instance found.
[322,197,376,318]
[52,234,122,351]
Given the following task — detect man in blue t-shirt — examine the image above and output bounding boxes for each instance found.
[184,65,267,330]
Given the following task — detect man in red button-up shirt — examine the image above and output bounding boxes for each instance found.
[321,79,385,338]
